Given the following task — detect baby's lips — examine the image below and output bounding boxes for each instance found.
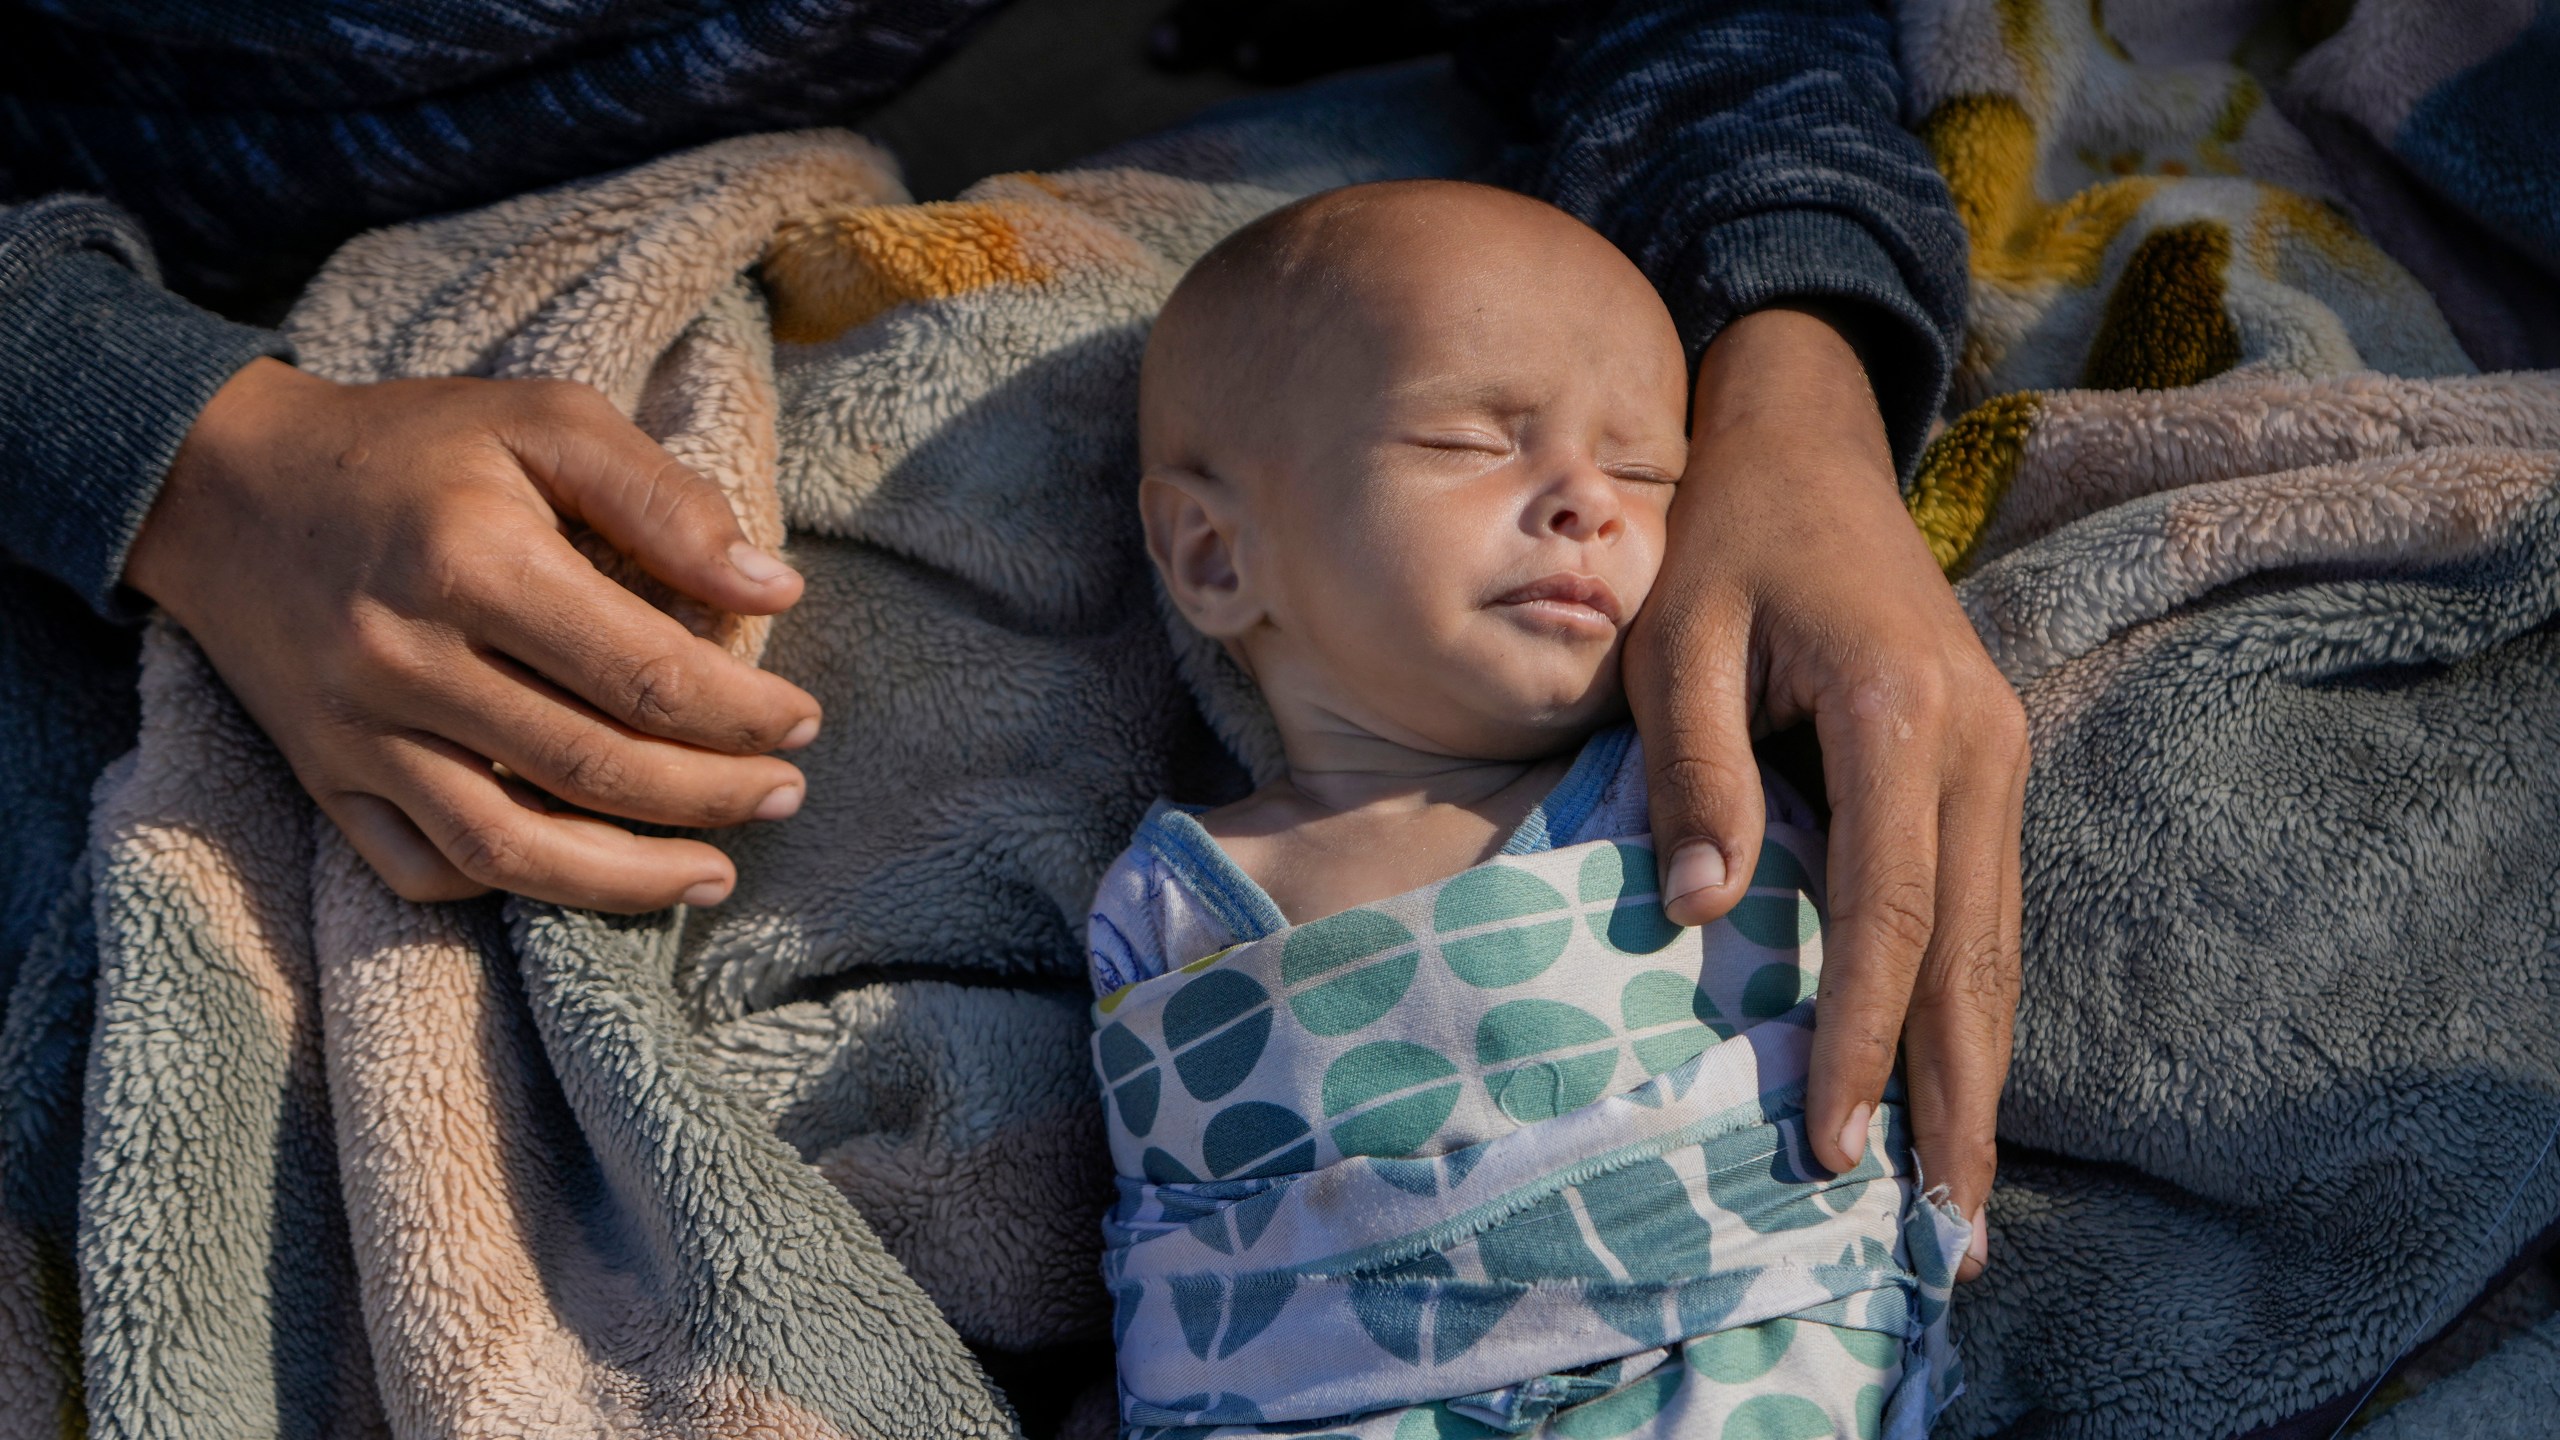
[1490,570,1624,625]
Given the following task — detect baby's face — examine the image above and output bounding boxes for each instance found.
[1181,198,1692,760]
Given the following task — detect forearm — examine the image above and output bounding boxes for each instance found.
[1692,304,1893,482]
[0,197,290,616]
[1454,0,1969,482]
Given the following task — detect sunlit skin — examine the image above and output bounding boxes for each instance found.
[1142,182,1689,951]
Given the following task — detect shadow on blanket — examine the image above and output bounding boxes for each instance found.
[4,7,2560,1439]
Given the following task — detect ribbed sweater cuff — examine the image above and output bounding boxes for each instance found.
[1676,208,1957,489]
[0,223,290,618]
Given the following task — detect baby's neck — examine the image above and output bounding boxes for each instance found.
[1197,727,1583,929]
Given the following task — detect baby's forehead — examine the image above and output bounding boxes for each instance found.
[1142,181,1684,465]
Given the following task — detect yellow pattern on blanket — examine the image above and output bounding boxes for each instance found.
[1899,0,2476,573]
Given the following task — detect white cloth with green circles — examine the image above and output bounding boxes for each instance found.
[1085,732,1966,1438]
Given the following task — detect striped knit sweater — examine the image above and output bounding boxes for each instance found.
[0,0,1965,616]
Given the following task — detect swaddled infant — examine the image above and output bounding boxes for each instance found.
[1087,181,1962,1440]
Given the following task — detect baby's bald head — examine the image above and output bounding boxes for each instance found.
[1140,180,1678,483]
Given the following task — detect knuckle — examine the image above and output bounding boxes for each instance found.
[548,733,634,802]
[1916,923,2020,1013]
[330,604,434,699]
[615,651,694,731]
[1836,665,1941,742]
[445,815,532,885]
[415,536,484,609]
[335,606,410,677]
[1838,862,1937,959]
[643,458,728,536]
[1897,665,1952,724]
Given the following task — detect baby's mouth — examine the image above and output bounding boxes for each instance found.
[1490,572,1624,633]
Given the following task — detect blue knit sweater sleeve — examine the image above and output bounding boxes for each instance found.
[0,197,290,617]
[1479,0,1969,481]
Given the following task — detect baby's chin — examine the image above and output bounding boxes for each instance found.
[1406,665,1629,762]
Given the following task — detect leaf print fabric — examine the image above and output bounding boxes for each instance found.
[1093,830,1966,1438]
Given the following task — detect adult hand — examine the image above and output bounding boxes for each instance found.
[1627,306,2025,1280]
[125,358,821,913]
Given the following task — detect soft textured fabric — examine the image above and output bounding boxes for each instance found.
[1093,832,1965,1438]
[1087,725,1673,994]
[1938,370,2560,1439]
[1898,0,2473,430]
[1888,3,2560,1433]
[2356,1308,2560,1440]
[0,68,1505,1440]
[2280,0,2560,370]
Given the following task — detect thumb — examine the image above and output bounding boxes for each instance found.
[1625,596,1765,928]
[505,380,803,617]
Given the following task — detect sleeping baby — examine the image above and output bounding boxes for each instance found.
[1086,180,1966,1440]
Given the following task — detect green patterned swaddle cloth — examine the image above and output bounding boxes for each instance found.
[1092,826,1967,1438]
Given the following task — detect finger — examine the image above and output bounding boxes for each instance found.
[502,381,803,617]
[1623,584,1764,927]
[320,791,492,904]
[406,648,807,829]
[1803,675,1944,1178]
[467,532,822,754]
[1901,719,2024,1281]
[371,729,740,912]
[1914,702,2027,1270]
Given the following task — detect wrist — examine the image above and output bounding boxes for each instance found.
[125,357,333,616]
[1691,306,1894,485]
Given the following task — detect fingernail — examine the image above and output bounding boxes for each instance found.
[779,717,820,750]
[728,542,793,585]
[1966,1208,1990,1269]
[754,783,803,821]
[1835,1102,1874,1171]
[681,879,730,908]
[1664,841,1727,906]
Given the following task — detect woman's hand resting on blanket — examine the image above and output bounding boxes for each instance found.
[123,358,823,912]
[1630,306,2025,1280]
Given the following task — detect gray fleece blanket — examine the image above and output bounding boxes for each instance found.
[3,36,2559,1440]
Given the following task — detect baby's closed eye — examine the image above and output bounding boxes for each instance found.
[1400,429,1514,456]
[1603,459,1681,486]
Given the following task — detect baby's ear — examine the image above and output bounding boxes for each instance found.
[1141,465,1259,639]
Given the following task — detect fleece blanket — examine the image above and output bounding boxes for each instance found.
[1094,832,1965,1438]
[2,14,2556,1440]
[1895,0,2560,1435]
[0,70,1498,1440]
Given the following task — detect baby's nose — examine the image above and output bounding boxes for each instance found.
[1539,473,1622,540]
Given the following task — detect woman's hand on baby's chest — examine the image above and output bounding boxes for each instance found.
[1623,305,2026,1282]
